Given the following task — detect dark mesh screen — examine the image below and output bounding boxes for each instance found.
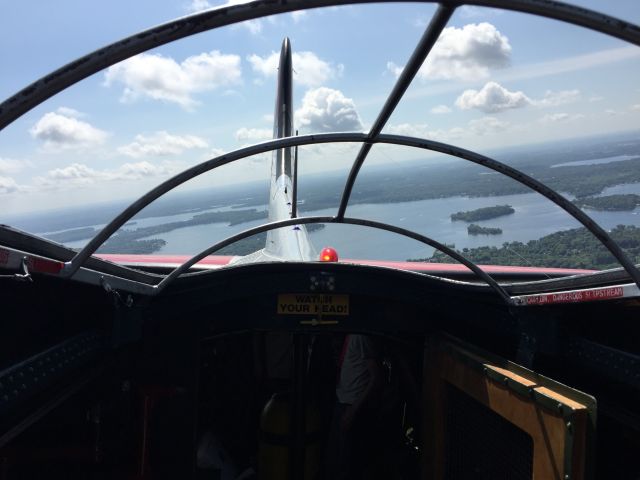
[444,383,533,480]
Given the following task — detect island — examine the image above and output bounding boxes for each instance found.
[44,227,97,243]
[410,224,640,270]
[42,208,267,254]
[451,205,515,222]
[98,238,167,255]
[467,224,502,235]
[574,194,640,211]
[96,219,325,255]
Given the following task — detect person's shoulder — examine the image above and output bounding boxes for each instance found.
[351,334,381,357]
[349,334,373,346]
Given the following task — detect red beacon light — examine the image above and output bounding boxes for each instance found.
[320,247,339,262]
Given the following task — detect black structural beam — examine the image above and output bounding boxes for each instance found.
[336,4,455,219]
[1,1,639,131]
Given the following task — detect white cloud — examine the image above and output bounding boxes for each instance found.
[39,163,103,186]
[387,123,432,138]
[539,113,584,123]
[455,81,531,113]
[235,127,272,142]
[248,51,342,87]
[291,10,308,22]
[30,111,108,150]
[116,161,173,180]
[104,51,241,109]
[496,46,640,84]
[459,6,504,18]
[295,87,363,133]
[0,157,31,175]
[206,147,227,159]
[412,16,429,29]
[454,83,581,113]
[386,123,465,142]
[186,0,213,12]
[431,105,452,114]
[384,46,640,107]
[117,131,208,158]
[186,0,262,34]
[605,109,620,116]
[0,176,20,194]
[632,104,640,111]
[55,106,84,118]
[468,116,510,135]
[534,89,581,107]
[388,23,511,81]
[428,127,466,142]
[35,161,176,188]
[386,62,403,78]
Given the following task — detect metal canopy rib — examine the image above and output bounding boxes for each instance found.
[155,215,512,303]
[0,0,639,296]
[63,133,365,279]
[59,132,640,293]
[1,0,639,131]
[336,4,454,219]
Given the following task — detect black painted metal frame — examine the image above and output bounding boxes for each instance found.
[1,0,640,300]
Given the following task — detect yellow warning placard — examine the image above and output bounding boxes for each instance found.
[277,294,349,316]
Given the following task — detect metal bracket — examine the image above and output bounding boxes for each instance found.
[0,257,32,283]
[101,277,133,308]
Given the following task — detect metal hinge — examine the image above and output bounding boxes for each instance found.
[0,257,32,283]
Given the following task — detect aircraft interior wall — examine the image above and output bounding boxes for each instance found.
[0,273,639,478]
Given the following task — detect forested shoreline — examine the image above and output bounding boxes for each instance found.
[412,225,640,270]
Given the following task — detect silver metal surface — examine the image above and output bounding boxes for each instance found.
[155,216,333,292]
[292,140,299,219]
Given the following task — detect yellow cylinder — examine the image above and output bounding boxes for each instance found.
[258,393,321,480]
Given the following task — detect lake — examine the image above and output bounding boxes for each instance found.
[124,182,640,262]
[551,154,638,168]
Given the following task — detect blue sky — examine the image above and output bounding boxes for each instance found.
[0,0,639,215]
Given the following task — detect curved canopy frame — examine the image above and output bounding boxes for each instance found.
[1,0,639,300]
[58,131,640,296]
[154,215,512,302]
[0,0,638,130]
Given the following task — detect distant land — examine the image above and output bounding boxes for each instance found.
[278,137,640,215]
[6,131,640,234]
[413,225,640,270]
[451,205,514,222]
[467,224,502,235]
[5,131,640,260]
[96,222,325,255]
[44,209,265,242]
[574,194,640,211]
[44,227,97,243]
